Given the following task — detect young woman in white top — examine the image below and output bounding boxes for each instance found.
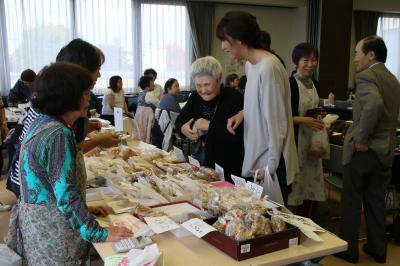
[216,11,298,205]
[101,75,128,125]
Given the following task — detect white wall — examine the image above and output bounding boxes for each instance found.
[210,3,307,76]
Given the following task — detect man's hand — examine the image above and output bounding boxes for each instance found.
[227,110,244,135]
[355,143,368,152]
[181,118,198,141]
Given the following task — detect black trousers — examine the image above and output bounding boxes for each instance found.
[340,150,391,257]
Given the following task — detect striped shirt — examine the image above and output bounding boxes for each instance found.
[9,107,39,186]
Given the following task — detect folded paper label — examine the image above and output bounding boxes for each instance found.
[246,181,263,198]
[215,163,225,181]
[188,156,200,168]
[231,174,247,188]
[144,216,180,234]
[181,218,216,238]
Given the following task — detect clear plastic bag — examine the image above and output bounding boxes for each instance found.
[309,128,330,159]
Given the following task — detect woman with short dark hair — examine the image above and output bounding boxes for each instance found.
[287,43,325,217]
[101,75,128,125]
[13,63,132,265]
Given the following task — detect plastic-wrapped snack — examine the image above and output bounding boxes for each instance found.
[263,218,273,235]
[224,209,245,221]
[213,216,228,233]
[119,147,138,161]
[271,215,286,233]
[207,200,223,216]
[225,219,253,241]
[199,167,220,181]
[235,226,253,241]
[247,202,269,215]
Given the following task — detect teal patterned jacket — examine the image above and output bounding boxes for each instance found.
[20,113,108,242]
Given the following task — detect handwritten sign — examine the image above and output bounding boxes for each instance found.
[215,163,225,181]
[173,146,186,162]
[246,181,263,198]
[181,218,216,238]
[114,107,123,132]
[231,175,247,188]
[188,156,200,168]
[143,216,179,234]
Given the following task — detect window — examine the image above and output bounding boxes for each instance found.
[141,3,191,92]
[75,0,135,93]
[4,0,72,86]
[2,0,192,94]
[377,15,400,79]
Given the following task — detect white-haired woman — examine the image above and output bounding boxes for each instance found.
[175,56,244,183]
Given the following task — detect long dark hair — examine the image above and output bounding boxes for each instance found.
[216,11,267,50]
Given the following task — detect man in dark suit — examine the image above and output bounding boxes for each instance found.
[335,36,400,263]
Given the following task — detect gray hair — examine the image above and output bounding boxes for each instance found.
[191,56,223,82]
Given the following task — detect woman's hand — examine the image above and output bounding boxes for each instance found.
[300,117,324,131]
[250,167,266,181]
[95,133,121,148]
[227,111,243,135]
[88,206,108,217]
[181,118,198,141]
[106,226,133,242]
[88,120,102,133]
[194,118,210,132]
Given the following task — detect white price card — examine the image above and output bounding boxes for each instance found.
[114,107,123,132]
[215,163,225,181]
[188,156,200,168]
[181,218,216,238]
[173,146,186,162]
[143,216,180,234]
[231,175,247,188]
[246,181,263,198]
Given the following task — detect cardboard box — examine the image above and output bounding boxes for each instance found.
[202,218,300,261]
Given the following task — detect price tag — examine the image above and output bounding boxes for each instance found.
[173,146,186,162]
[289,237,299,248]
[143,216,180,234]
[181,218,216,238]
[231,175,247,188]
[215,163,225,181]
[188,156,200,168]
[240,244,251,254]
[246,181,263,198]
[114,107,123,132]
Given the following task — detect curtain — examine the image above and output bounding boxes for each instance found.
[186,1,215,60]
[140,0,191,91]
[0,0,10,95]
[306,0,321,79]
[306,0,321,49]
[377,14,400,79]
[354,11,381,42]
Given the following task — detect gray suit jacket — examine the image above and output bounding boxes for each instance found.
[343,63,400,167]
